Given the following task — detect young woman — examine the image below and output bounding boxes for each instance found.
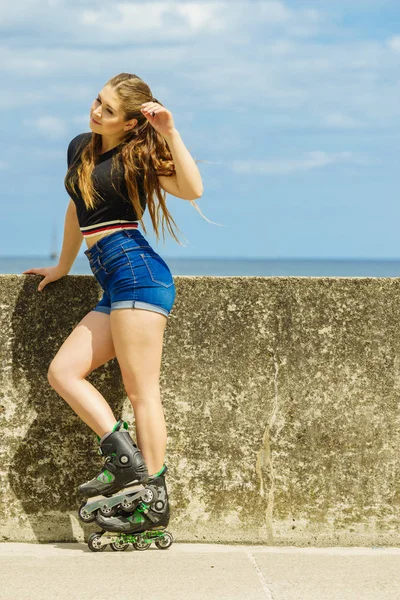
[22,72,206,545]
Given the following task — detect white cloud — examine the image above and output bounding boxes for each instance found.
[323,113,366,129]
[258,0,292,23]
[257,1,324,38]
[27,116,68,139]
[0,0,325,45]
[81,2,226,36]
[3,56,50,74]
[71,114,91,126]
[387,36,400,53]
[77,0,322,39]
[0,1,398,132]
[231,151,372,175]
[177,2,224,31]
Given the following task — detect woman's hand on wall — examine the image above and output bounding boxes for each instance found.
[22,265,68,291]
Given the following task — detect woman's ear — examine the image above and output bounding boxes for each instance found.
[125,118,138,131]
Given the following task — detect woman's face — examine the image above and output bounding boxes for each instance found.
[89,84,137,136]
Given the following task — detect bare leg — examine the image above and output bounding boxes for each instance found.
[109,308,168,476]
[47,310,117,438]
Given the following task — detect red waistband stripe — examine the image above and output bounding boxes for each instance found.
[80,220,139,238]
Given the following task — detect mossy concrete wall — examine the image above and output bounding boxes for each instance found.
[0,274,399,546]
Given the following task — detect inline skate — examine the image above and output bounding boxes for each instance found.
[87,464,174,552]
[77,419,150,525]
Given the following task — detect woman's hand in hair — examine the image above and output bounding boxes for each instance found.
[141,101,176,137]
[22,265,68,292]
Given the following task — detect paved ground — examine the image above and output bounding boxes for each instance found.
[0,542,398,600]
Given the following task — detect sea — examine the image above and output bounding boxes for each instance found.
[2,256,400,277]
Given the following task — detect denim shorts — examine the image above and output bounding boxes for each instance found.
[83,229,176,318]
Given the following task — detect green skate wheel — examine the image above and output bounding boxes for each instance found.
[78,502,96,524]
[155,532,173,550]
[88,532,106,552]
[110,541,129,552]
[132,540,151,551]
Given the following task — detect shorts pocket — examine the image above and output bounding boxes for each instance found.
[101,247,129,275]
[140,253,174,288]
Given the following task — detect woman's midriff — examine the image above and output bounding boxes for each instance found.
[84,230,126,250]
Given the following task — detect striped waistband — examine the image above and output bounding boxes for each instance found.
[80,220,139,238]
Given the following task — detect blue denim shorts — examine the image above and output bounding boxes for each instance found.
[83,229,176,318]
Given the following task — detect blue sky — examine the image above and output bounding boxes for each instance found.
[1,0,399,258]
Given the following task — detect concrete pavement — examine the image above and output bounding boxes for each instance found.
[0,542,399,600]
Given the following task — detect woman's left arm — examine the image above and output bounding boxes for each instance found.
[161,129,203,200]
[141,102,204,200]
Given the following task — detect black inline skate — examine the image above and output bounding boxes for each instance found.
[87,464,174,552]
[78,419,150,524]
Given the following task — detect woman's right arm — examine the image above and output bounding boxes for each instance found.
[22,199,83,291]
[57,199,83,275]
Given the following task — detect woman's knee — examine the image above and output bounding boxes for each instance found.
[47,359,79,388]
[47,360,63,388]
[126,388,162,409]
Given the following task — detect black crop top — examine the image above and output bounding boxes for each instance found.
[64,132,147,238]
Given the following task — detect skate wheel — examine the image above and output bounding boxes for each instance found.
[110,541,129,552]
[133,540,151,551]
[88,532,106,552]
[121,499,136,511]
[78,502,96,524]
[142,485,158,506]
[155,532,173,550]
[120,505,135,513]
[99,504,118,517]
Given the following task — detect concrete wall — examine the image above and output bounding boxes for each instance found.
[0,273,399,546]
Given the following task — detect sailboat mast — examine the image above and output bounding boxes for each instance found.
[50,223,58,260]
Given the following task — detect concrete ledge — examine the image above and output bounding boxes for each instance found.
[1,274,399,545]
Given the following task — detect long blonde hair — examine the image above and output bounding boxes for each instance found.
[64,72,217,245]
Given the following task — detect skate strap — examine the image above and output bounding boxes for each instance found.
[113,420,128,433]
[149,464,167,480]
